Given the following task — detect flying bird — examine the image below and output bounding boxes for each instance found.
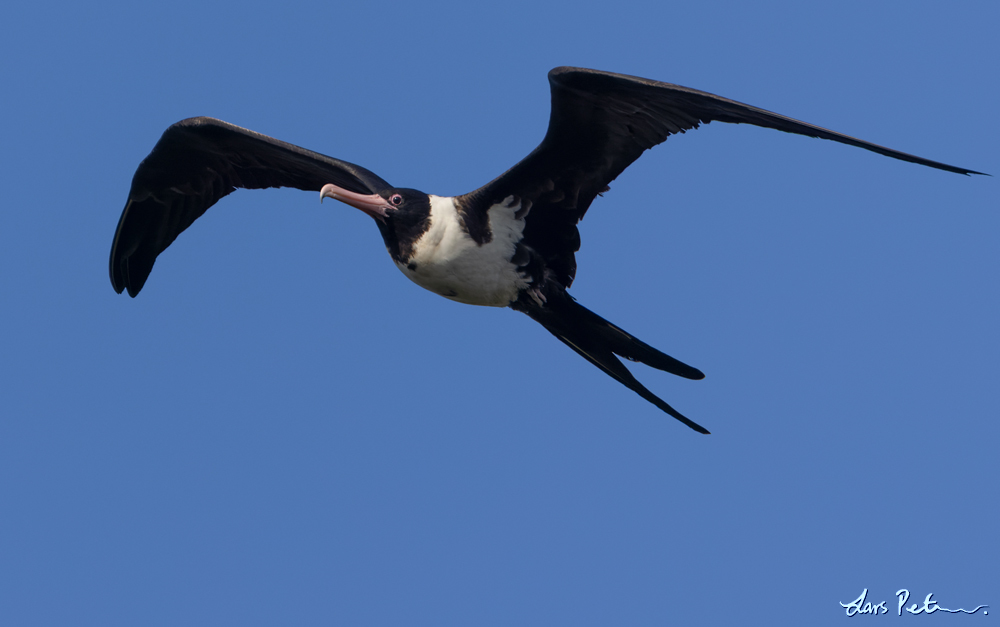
[109,67,983,434]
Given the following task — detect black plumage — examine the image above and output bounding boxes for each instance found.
[110,67,982,433]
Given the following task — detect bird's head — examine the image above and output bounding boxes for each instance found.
[320,183,432,260]
[320,183,430,222]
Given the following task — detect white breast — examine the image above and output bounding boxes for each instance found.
[395,195,529,307]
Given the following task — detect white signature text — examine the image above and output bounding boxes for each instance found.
[840,588,988,617]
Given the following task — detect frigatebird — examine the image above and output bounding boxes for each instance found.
[110,67,982,434]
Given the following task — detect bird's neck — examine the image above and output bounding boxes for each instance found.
[377,195,454,263]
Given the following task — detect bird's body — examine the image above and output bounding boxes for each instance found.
[391,195,530,307]
[110,67,982,433]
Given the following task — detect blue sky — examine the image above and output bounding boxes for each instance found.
[2,1,996,625]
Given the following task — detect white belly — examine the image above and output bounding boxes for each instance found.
[395,195,529,307]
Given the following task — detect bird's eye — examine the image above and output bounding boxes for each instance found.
[390,194,403,206]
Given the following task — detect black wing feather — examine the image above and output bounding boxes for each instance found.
[460,67,984,288]
[109,117,391,296]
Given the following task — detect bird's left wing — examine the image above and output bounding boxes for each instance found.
[460,67,983,288]
[110,117,391,297]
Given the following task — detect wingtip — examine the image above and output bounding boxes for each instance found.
[110,255,148,298]
[109,260,127,295]
[109,275,139,297]
[123,269,146,297]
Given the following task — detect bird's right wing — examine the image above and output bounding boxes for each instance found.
[110,117,392,297]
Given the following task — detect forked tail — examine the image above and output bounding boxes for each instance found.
[514,289,709,434]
